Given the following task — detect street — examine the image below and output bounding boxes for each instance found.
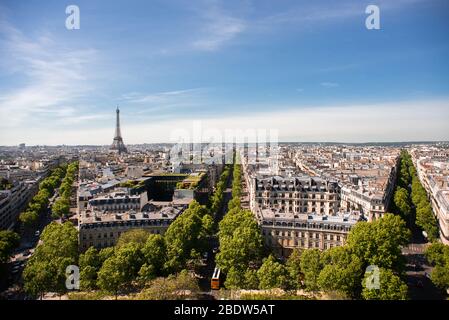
[0,195,57,300]
[197,169,234,299]
[401,225,447,300]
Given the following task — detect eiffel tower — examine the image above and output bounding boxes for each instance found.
[110,106,128,154]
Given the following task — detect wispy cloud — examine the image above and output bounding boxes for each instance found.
[320,82,339,88]
[0,19,97,128]
[3,99,447,145]
[254,0,426,32]
[60,113,113,125]
[192,2,246,51]
[121,88,205,104]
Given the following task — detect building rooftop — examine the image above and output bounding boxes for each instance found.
[79,205,183,225]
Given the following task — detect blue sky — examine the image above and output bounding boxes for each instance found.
[0,0,448,144]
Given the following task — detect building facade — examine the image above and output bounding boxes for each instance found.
[257,209,360,257]
[78,205,183,250]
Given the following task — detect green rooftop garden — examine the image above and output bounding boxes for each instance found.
[175,173,206,190]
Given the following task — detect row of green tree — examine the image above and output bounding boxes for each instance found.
[216,158,265,281]
[51,161,79,219]
[209,165,231,215]
[74,167,237,298]
[392,151,439,240]
[76,199,212,296]
[20,221,193,299]
[78,228,204,298]
[217,156,411,299]
[23,222,79,299]
[425,242,449,290]
[0,230,20,264]
[223,213,411,300]
[22,163,234,299]
[19,164,68,227]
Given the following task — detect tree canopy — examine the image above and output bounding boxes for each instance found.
[362,268,408,300]
[257,255,289,290]
[20,164,69,226]
[0,230,20,264]
[346,213,410,270]
[164,200,212,273]
[23,222,78,298]
[425,243,449,290]
[116,229,150,249]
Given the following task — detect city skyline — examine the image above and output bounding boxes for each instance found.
[0,0,448,144]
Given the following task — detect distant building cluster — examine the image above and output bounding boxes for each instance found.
[411,145,449,245]
[241,144,401,257]
[0,151,70,229]
[1,107,447,260]
[76,146,225,250]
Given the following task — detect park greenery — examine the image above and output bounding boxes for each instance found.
[392,151,439,240]
[51,161,79,219]
[19,164,68,227]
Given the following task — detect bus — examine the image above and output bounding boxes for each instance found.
[211,267,221,290]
